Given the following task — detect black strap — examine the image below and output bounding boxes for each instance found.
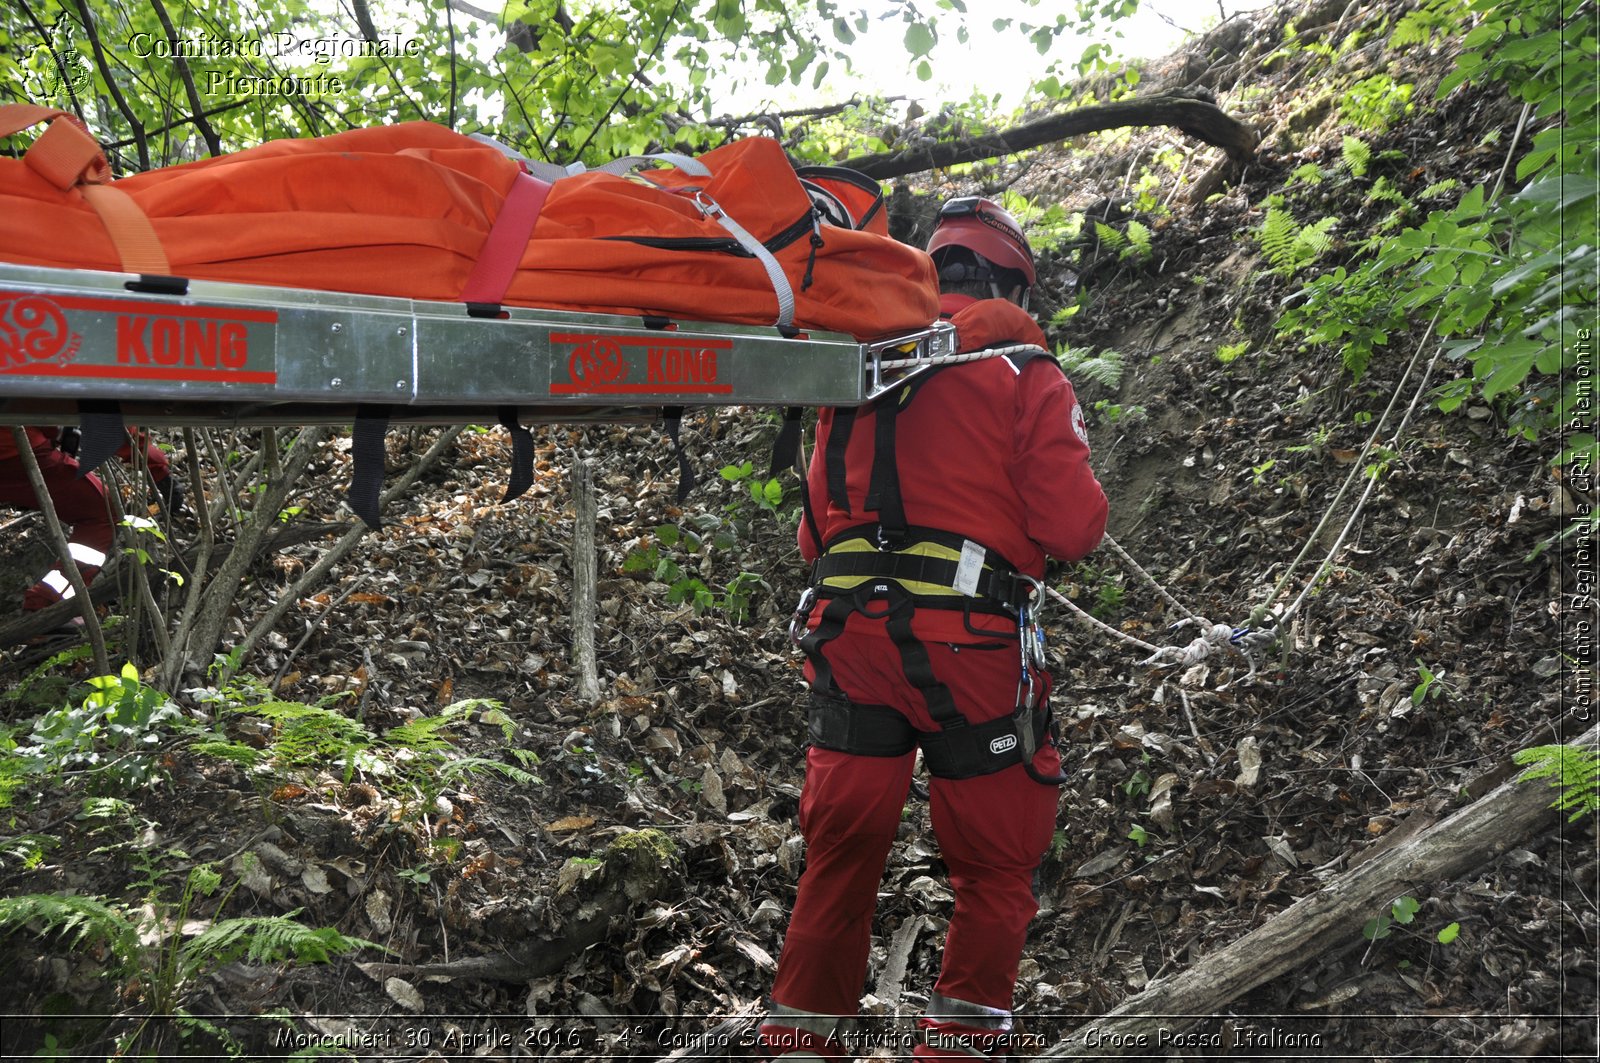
[348,405,389,530]
[498,406,535,503]
[798,465,826,558]
[864,390,905,546]
[769,406,805,477]
[75,401,125,476]
[807,691,917,758]
[880,585,966,731]
[797,588,873,698]
[824,406,855,513]
[810,548,1022,612]
[662,407,695,501]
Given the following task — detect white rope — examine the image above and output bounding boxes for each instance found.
[875,342,1047,371]
[1102,534,1197,621]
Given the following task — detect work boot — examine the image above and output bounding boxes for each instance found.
[914,1018,1014,1059]
[757,1022,847,1061]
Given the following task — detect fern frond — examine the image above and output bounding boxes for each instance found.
[435,756,543,789]
[1366,177,1406,205]
[181,912,383,978]
[1515,743,1600,821]
[1057,346,1126,389]
[1341,135,1372,177]
[1259,206,1301,273]
[1294,217,1339,263]
[1289,163,1326,186]
[1093,221,1127,251]
[384,714,459,753]
[1124,220,1153,260]
[248,702,372,766]
[0,893,140,965]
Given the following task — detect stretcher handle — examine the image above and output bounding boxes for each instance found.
[0,104,170,275]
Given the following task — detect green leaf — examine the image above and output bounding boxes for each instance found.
[1437,921,1461,944]
[904,22,937,58]
[1391,895,1421,925]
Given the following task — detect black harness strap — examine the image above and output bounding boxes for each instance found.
[808,690,917,758]
[824,407,855,513]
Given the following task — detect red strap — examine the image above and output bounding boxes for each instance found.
[461,171,552,307]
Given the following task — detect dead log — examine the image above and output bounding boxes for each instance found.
[1039,722,1600,1058]
[841,91,1260,181]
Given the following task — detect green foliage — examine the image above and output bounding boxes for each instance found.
[1257,204,1338,277]
[1340,134,1372,178]
[1341,74,1415,133]
[203,689,541,809]
[186,909,378,969]
[1388,0,1473,51]
[0,863,379,1055]
[1364,894,1422,941]
[1279,0,1597,470]
[1411,659,1451,705]
[1215,341,1250,364]
[1513,743,1600,822]
[9,663,185,794]
[623,522,771,621]
[1093,218,1152,263]
[0,892,140,968]
[1057,345,1126,389]
[0,640,98,716]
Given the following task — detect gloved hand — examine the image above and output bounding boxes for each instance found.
[56,426,81,457]
[948,297,1049,354]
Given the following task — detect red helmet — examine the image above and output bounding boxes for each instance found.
[926,196,1036,288]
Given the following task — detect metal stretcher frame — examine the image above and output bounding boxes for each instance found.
[0,263,958,427]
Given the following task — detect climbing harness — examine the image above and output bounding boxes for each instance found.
[787,338,1074,785]
[792,525,1065,785]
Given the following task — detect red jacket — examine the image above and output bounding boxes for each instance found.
[0,426,58,462]
[800,295,1107,639]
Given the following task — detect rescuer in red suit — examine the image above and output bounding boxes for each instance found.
[0,426,177,613]
[761,197,1108,1060]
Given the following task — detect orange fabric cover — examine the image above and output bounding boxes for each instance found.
[0,117,938,341]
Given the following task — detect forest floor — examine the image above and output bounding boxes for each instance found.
[0,0,1594,1060]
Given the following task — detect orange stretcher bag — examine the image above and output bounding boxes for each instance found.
[0,105,937,341]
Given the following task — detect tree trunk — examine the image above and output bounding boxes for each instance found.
[1039,722,1600,1057]
[842,92,1259,181]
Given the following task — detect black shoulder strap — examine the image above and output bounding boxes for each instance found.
[861,370,945,549]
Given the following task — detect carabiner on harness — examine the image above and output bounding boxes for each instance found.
[1017,575,1048,673]
[789,586,818,643]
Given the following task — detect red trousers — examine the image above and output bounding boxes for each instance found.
[771,616,1061,1023]
[0,449,111,610]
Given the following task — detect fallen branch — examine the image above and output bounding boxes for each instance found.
[1039,722,1600,1057]
[841,91,1259,181]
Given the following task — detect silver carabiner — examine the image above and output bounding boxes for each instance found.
[1017,575,1049,672]
[789,586,817,643]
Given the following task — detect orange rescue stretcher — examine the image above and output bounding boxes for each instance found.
[0,106,961,522]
